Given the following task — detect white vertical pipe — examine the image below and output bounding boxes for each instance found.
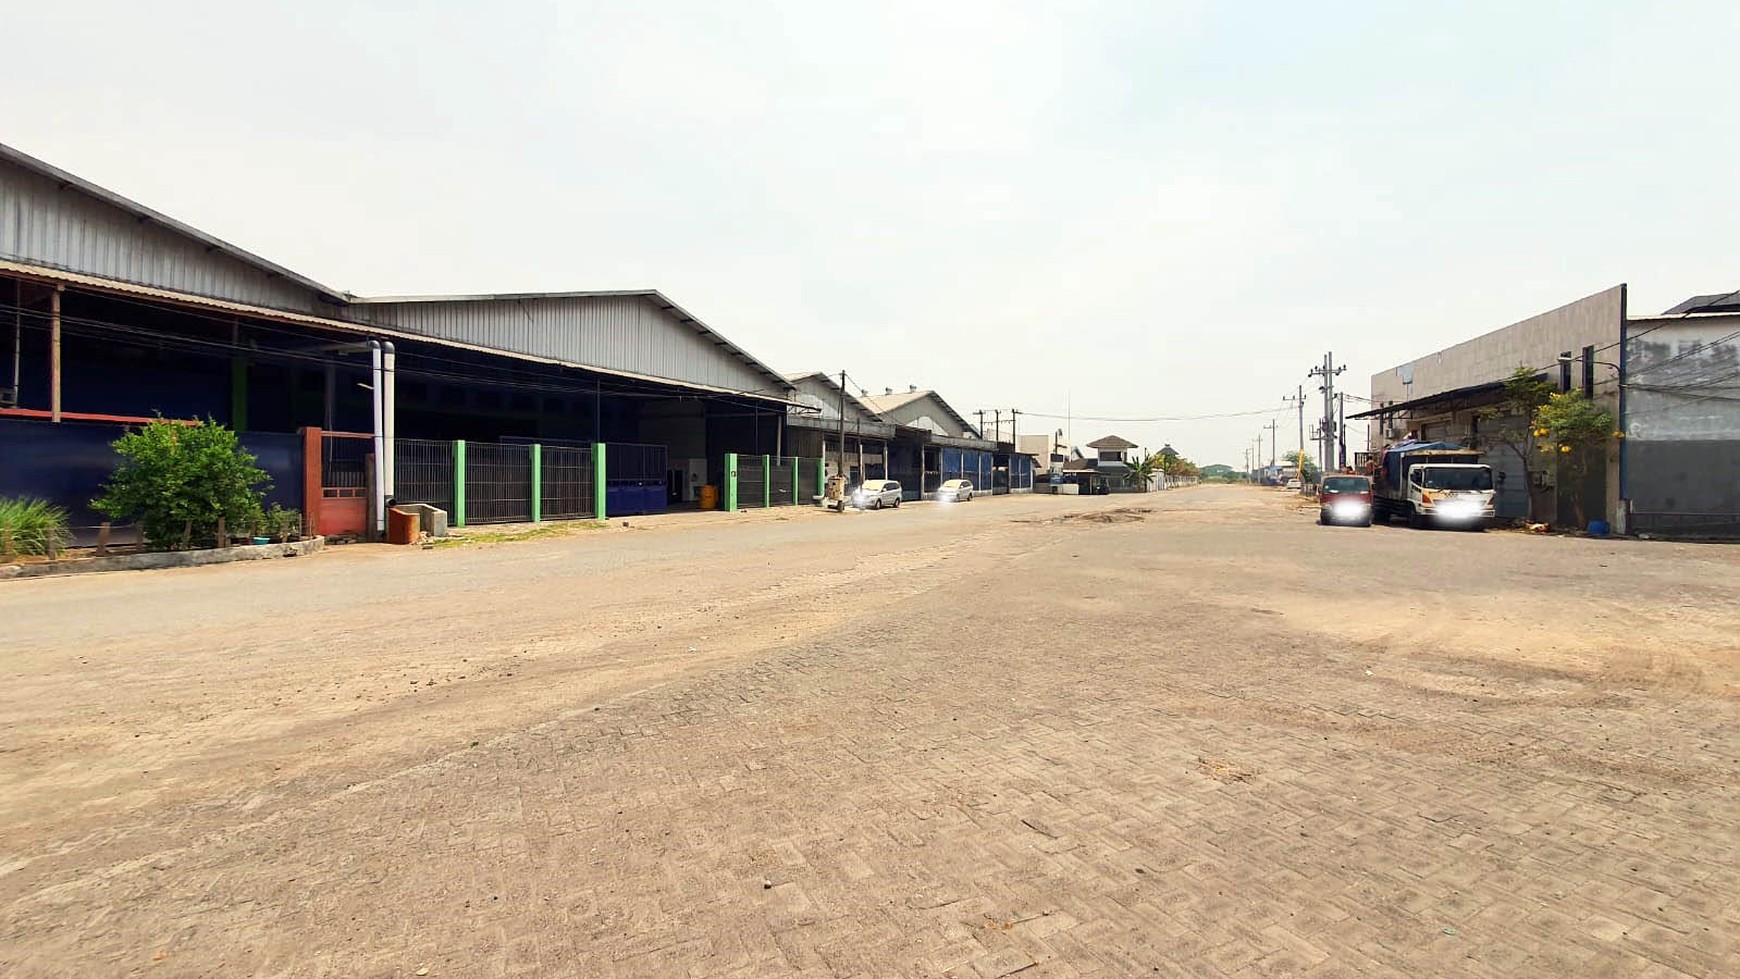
[369,341,385,535]
[382,341,396,499]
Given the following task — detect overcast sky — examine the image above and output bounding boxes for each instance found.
[5,1,1737,466]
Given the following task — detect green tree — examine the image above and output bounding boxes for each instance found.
[93,418,271,550]
[1282,450,1321,483]
[1478,366,1554,521]
[1123,452,1158,491]
[1532,391,1619,529]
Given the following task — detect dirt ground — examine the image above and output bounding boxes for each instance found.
[1,487,1735,977]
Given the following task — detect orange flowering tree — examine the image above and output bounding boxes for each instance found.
[1532,391,1620,529]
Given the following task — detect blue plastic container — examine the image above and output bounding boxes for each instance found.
[1587,520,1610,536]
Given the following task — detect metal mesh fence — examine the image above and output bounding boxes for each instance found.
[322,434,370,490]
[797,458,820,503]
[770,457,796,506]
[738,456,767,509]
[466,443,532,524]
[543,445,595,519]
[394,439,454,515]
[1629,510,1740,540]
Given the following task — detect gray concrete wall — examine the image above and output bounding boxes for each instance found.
[1371,286,1626,407]
[1623,313,1740,536]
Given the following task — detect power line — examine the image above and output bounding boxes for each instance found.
[1018,404,1288,423]
[0,297,796,410]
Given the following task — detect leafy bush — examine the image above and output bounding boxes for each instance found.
[93,418,271,550]
[0,497,72,558]
[260,504,303,542]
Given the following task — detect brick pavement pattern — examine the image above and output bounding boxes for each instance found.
[2,491,1736,977]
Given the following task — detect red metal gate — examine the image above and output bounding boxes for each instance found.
[301,428,371,539]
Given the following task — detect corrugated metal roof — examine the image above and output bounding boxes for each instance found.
[350,290,790,396]
[783,371,881,420]
[861,389,979,438]
[0,259,801,406]
[0,141,346,305]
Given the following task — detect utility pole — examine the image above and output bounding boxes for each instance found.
[1308,353,1345,480]
[976,409,986,438]
[992,409,1002,442]
[1265,419,1278,470]
[838,370,847,480]
[1336,393,1348,470]
[1283,384,1306,483]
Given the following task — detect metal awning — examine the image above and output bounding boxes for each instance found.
[1347,375,1542,420]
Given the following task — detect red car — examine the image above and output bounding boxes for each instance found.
[1318,474,1373,527]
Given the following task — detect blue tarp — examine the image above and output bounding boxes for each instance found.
[1381,440,1468,487]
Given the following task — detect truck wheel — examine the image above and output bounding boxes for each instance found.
[1407,507,1427,530]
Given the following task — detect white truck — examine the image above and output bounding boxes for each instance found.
[1371,442,1497,530]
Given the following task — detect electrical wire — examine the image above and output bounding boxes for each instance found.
[1017,405,1290,423]
[0,297,798,411]
[1623,329,1740,378]
[0,288,804,402]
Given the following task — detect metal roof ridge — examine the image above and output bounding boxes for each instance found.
[0,141,347,304]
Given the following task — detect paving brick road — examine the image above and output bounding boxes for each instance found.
[1,488,1735,977]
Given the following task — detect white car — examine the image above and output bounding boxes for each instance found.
[938,478,974,502]
[851,479,903,510]
[1285,478,1302,491]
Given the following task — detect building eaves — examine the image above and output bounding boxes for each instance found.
[0,259,803,407]
[1346,376,1533,420]
[783,370,879,419]
[0,141,347,306]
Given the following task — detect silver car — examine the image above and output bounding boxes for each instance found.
[851,479,903,510]
[938,478,974,502]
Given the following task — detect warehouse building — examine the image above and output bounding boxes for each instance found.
[859,386,1032,498]
[783,371,895,485]
[1355,284,1740,537]
[0,143,796,536]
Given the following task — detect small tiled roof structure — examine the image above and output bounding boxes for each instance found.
[1087,435,1138,451]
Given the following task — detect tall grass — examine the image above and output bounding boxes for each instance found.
[0,497,72,558]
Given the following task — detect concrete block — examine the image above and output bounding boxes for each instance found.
[396,503,449,537]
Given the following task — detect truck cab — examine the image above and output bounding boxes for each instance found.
[1371,442,1496,529]
[1405,463,1496,529]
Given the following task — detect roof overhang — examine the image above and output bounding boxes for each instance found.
[787,413,894,438]
[1348,376,1540,420]
[0,260,803,407]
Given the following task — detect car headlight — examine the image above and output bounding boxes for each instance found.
[1331,500,1368,515]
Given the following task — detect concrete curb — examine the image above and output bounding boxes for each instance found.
[1,536,325,580]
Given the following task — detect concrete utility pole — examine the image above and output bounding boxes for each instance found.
[1265,419,1278,470]
[1308,353,1345,478]
[1283,384,1306,483]
[976,409,986,438]
[1336,393,1347,470]
[838,370,847,480]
